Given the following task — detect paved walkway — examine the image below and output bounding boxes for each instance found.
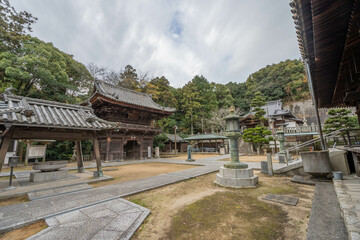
[28,198,150,240]
[334,175,360,240]
[0,155,285,239]
[307,182,348,240]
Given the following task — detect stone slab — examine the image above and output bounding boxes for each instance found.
[291,175,316,186]
[28,198,150,240]
[30,170,70,182]
[263,193,299,206]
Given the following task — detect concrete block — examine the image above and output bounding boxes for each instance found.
[301,151,332,177]
[215,174,258,188]
[219,167,254,178]
[30,170,70,182]
[261,161,268,174]
[329,148,350,175]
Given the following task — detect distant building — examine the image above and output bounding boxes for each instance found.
[86,80,176,160]
[241,100,303,129]
[162,134,187,153]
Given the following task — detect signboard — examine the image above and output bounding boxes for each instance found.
[269,141,280,148]
[28,146,47,159]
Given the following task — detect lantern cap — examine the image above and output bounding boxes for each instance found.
[223,106,240,120]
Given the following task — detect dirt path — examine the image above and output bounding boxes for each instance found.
[89,162,197,187]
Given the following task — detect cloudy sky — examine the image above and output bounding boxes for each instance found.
[12,0,300,88]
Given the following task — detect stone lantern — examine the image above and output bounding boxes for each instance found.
[214,107,258,188]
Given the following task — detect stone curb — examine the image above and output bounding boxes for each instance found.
[333,180,360,240]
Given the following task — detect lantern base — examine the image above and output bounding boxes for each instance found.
[186,159,195,162]
[214,167,258,188]
[223,162,248,169]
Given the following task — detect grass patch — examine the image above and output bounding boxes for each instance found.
[0,194,30,207]
[129,198,148,208]
[165,191,287,240]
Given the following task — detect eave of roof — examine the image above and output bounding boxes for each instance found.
[88,80,176,114]
[290,0,356,108]
[184,134,228,141]
[0,94,116,131]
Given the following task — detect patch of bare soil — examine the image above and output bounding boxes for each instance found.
[0,220,46,240]
[0,194,29,207]
[89,162,197,188]
[128,171,314,240]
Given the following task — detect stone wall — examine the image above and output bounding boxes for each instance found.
[283,99,356,125]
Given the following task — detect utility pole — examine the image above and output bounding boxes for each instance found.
[174,125,178,154]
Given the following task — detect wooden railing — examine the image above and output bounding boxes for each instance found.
[276,124,320,134]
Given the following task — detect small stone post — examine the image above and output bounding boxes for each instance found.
[277,131,286,163]
[267,153,273,176]
[186,144,195,162]
[155,147,160,158]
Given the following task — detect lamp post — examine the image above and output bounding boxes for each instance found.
[174,125,178,155]
[223,107,248,169]
[214,107,258,188]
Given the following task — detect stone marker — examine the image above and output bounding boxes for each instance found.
[264,193,299,206]
[148,146,152,158]
[186,145,195,162]
[155,147,160,159]
[261,161,268,174]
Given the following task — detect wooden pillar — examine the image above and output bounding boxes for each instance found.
[42,143,47,162]
[75,140,84,173]
[216,140,218,153]
[25,141,30,166]
[0,127,14,173]
[105,137,111,162]
[169,140,172,153]
[93,137,103,177]
[139,140,143,160]
[120,138,124,161]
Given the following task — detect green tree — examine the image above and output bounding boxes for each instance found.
[0,0,37,52]
[242,125,273,154]
[324,109,359,143]
[213,83,234,109]
[0,37,91,103]
[148,76,177,108]
[119,65,140,91]
[226,82,250,113]
[180,81,201,135]
[250,91,267,125]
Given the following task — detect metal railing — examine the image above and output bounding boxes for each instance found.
[283,128,345,164]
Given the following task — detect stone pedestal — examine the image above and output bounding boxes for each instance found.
[155,147,160,159]
[215,167,258,188]
[30,170,70,182]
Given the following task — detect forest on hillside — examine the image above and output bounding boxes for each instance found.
[0,0,310,159]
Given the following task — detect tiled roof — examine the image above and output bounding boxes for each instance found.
[242,100,301,121]
[166,134,186,142]
[92,80,176,113]
[0,94,115,130]
[184,134,227,141]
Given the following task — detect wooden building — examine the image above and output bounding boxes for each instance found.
[241,100,303,129]
[162,134,188,153]
[86,81,176,160]
[0,92,115,173]
[290,0,360,174]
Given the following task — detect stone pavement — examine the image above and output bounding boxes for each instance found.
[28,198,150,240]
[27,183,93,200]
[334,175,360,240]
[0,154,286,239]
[307,182,348,240]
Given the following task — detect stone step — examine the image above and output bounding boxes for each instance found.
[27,183,93,201]
[274,159,303,174]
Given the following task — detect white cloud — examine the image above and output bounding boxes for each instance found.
[12,0,300,88]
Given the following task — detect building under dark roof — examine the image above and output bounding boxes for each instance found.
[241,100,303,128]
[0,91,116,173]
[290,0,360,116]
[162,134,187,153]
[86,80,176,160]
